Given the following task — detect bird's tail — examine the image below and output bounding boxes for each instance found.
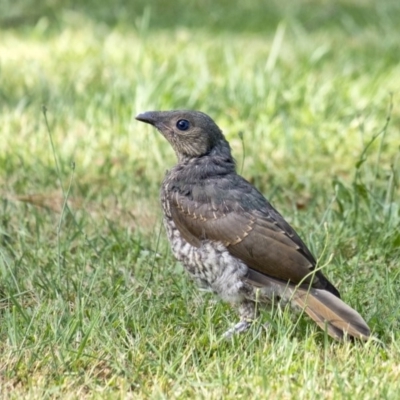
[245,271,370,340]
[290,286,370,340]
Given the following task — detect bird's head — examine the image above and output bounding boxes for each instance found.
[136,110,226,159]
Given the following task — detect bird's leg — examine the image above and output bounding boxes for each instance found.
[223,300,257,339]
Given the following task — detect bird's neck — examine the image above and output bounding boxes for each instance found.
[171,139,236,181]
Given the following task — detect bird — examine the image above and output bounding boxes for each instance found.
[136,110,371,341]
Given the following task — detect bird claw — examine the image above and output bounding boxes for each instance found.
[222,320,252,339]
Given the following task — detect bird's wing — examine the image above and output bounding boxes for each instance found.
[167,174,333,290]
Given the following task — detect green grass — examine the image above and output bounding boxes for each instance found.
[1,0,400,398]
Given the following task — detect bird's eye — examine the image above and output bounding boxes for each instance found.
[176,119,190,131]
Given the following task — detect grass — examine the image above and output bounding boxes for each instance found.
[1,0,400,398]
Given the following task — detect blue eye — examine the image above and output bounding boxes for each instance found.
[176,119,190,131]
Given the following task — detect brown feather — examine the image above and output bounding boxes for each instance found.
[294,288,370,340]
[170,189,332,290]
[244,270,370,340]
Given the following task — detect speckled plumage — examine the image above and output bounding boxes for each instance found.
[159,147,295,325]
[136,110,371,340]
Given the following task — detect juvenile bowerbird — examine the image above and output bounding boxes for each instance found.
[136,110,370,341]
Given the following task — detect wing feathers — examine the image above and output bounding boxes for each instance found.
[169,184,338,291]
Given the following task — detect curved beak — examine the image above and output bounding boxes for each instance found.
[136,111,158,126]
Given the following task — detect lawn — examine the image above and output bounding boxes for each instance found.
[1,0,400,398]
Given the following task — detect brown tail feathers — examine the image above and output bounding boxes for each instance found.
[292,286,370,340]
[245,272,370,341]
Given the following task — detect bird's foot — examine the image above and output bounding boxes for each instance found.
[222,320,252,339]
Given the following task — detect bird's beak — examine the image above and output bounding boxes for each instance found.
[136,111,158,126]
